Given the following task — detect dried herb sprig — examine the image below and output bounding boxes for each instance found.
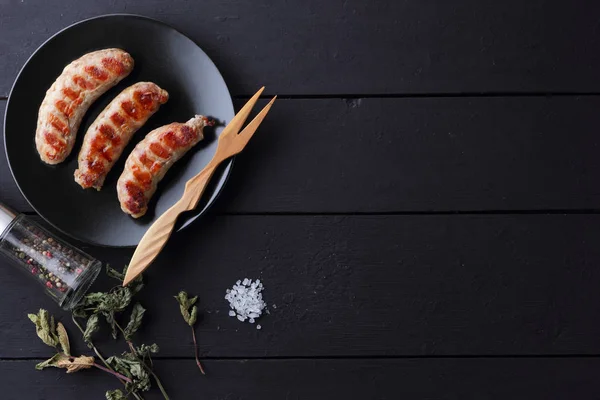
[175,291,205,374]
[112,321,169,400]
[106,389,127,400]
[72,265,169,400]
[27,309,131,383]
[28,266,171,400]
[74,264,142,340]
[70,265,140,397]
[106,343,163,396]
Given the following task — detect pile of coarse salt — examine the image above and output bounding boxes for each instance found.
[225,278,266,329]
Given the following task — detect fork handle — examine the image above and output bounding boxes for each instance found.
[122,200,187,285]
[182,161,220,210]
[123,162,220,286]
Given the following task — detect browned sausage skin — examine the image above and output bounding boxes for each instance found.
[74,82,169,190]
[35,49,134,164]
[117,115,213,218]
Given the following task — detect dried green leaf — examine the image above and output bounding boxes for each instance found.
[83,314,100,345]
[108,265,144,294]
[97,287,133,314]
[106,264,125,281]
[35,353,94,373]
[58,354,95,373]
[78,292,106,310]
[56,322,70,356]
[107,354,136,375]
[174,291,199,327]
[124,303,145,341]
[81,287,133,340]
[130,363,151,392]
[101,311,118,340]
[50,315,56,337]
[105,389,126,400]
[77,282,137,341]
[71,306,88,319]
[107,353,152,393]
[136,343,159,357]
[35,353,62,370]
[189,305,198,326]
[27,313,37,324]
[77,287,134,341]
[39,310,50,332]
[106,389,127,400]
[104,356,121,370]
[136,343,159,366]
[28,309,59,348]
[130,363,144,379]
[115,288,133,310]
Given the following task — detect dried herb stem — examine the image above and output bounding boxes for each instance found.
[73,316,146,400]
[71,315,125,385]
[174,291,205,375]
[114,320,170,400]
[129,390,145,400]
[92,362,132,383]
[191,327,205,374]
[146,365,170,400]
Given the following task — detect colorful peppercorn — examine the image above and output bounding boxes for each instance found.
[2,220,96,305]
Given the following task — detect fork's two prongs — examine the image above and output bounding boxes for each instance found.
[232,96,277,151]
[216,87,276,157]
[218,86,265,142]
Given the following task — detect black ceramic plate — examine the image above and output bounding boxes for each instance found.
[4,14,234,247]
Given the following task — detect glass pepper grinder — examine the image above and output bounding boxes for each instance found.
[0,203,101,310]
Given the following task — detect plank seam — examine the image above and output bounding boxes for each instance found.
[4,355,600,361]
[232,92,600,100]
[214,210,600,216]
[4,93,600,102]
[21,210,600,217]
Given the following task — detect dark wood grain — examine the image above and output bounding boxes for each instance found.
[0,102,31,212]
[5,96,600,214]
[2,0,596,398]
[3,214,600,358]
[2,0,600,96]
[223,96,600,213]
[2,358,600,400]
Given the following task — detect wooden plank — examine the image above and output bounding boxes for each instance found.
[223,96,600,212]
[5,96,600,214]
[3,214,600,358]
[2,0,600,96]
[0,101,31,212]
[1,358,600,399]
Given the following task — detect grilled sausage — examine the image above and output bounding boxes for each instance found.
[74,82,169,190]
[35,49,134,164]
[117,115,213,218]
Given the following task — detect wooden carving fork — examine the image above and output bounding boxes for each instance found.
[123,87,276,286]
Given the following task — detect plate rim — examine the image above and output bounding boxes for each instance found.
[3,13,235,248]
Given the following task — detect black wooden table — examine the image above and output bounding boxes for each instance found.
[2,0,600,398]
